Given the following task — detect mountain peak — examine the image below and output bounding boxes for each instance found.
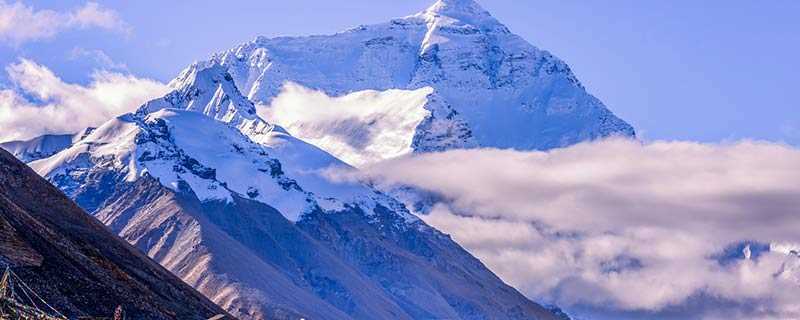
[419,0,497,26]
[168,62,230,92]
[140,63,275,138]
[426,0,485,13]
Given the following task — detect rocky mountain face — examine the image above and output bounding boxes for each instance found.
[0,148,229,319]
[204,0,634,166]
[28,64,569,320]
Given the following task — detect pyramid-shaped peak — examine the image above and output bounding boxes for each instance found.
[161,62,262,120]
[427,0,486,13]
[139,62,269,130]
[169,63,234,91]
[421,0,497,25]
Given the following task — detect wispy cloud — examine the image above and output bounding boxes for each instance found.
[68,47,128,71]
[328,139,800,319]
[0,1,130,45]
[0,59,167,142]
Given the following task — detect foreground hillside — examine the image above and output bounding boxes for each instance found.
[0,148,229,319]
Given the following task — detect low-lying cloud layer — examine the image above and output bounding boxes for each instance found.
[0,1,129,44]
[0,59,167,142]
[328,139,800,319]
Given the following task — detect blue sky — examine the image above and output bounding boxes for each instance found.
[1,0,799,144]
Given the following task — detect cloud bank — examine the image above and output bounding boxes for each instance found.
[0,1,129,44]
[0,59,167,142]
[329,139,800,319]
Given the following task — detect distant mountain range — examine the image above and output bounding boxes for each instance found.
[0,128,94,163]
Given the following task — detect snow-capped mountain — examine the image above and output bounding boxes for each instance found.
[201,0,634,166]
[30,64,569,320]
[0,127,94,162]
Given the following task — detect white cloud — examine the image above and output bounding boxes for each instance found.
[261,83,432,167]
[66,2,127,31]
[0,1,129,45]
[0,59,167,142]
[329,139,800,319]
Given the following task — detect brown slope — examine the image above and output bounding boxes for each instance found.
[0,148,231,320]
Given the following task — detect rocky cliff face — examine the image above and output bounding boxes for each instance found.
[0,148,229,319]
